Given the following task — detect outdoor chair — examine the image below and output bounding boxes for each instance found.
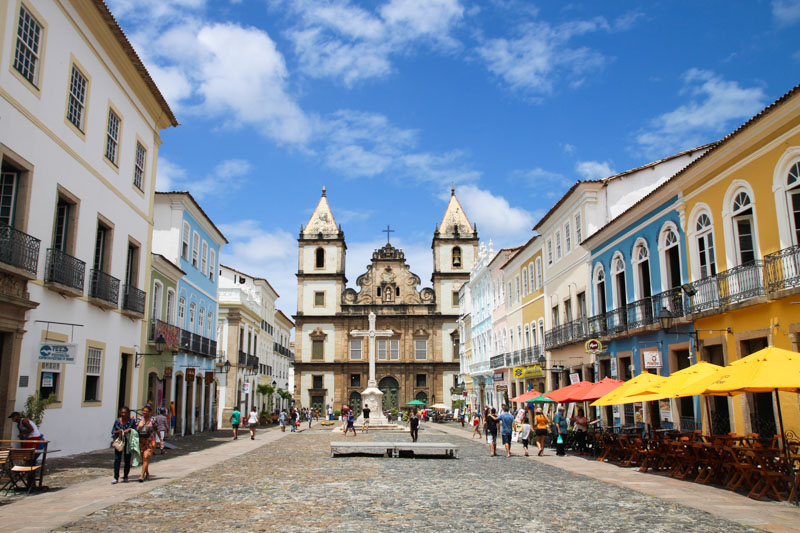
[746,449,786,501]
[723,446,757,493]
[0,450,11,493]
[8,448,40,495]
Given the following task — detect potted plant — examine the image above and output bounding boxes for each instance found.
[21,391,55,427]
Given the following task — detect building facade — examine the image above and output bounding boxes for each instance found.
[0,0,176,453]
[273,310,294,412]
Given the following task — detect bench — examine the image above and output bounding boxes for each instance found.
[330,441,459,459]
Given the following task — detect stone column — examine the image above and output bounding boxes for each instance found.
[199,375,205,432]
[179,375,187,436]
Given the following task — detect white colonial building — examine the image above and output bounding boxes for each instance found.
[0,0,177,454]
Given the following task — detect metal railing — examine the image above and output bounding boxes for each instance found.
[238,350,247,365]
[490,354,505,369]
[247,355,259,369]
[545,318,589,349]
[149,319,181,350]
[626,297,654,329]
[44,248,85,292]
[687,275,720,314]
[765,245,800,293]
[606,307,627,334]
[652,287,687,319]
[89,269,119,305]
[122,284,145,314]
[0,222,39,275]
[717,261,764,306]
[587,313,608,337]
[174,327,216,357]
[190,333,201,353]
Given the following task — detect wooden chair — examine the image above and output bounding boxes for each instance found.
[724,446,757,493]
[8,448,40,494]
[746,450,786,501]
[0,450,11,493]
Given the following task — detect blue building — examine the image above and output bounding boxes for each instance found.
[583,194,702,432]
[151,192,227,435]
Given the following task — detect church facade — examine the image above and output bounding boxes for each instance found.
[294,187,477,415]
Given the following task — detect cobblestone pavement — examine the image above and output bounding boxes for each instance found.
[54,423,766,533]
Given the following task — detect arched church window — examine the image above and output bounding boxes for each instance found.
[452,246,462,268]
[315,247,325,268]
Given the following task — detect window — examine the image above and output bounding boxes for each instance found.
[133,142,146,191]
[189,302,196,331]
[390,339,399,360]
[207,312,213,338]
[577,291,586,318]
[192,231,199,267]
[312,375,323,389]
[314,291,325,307]
[84,346,102,402]
[731,190,756,265]
[696,213,716,278]
[152,281,162,321]
[514,276,520,302]
[507,282,512,306]
[522,268,528,296]
[105,108,121,165]
[53,196,71,252]
[182,222,190,260]
[536,258,542,288]
[555,231,562,260]
[452,246,462,268]
[349,339,362,360]
[66,65,88,131]
[633,241,652,299]
[575,212,582,244]
[661,226,682,290]
[565,222,571,252]
[350,374,361,387]
[594,265,607,314]
[547,239,553,264]
[209,249,216,281]
[378,339,387,360]
[452,290,459,307]
[199,307,205,332]
[788,161,800,244]
[551,305,559,327]
[612,255,627,309]
[311,340,324,360]
[528,263,534,292]
[125,242,139,288]
[166,289,175,325]
[0,169,19,227]
[93,220,111,273]
[178,296,185,325]
[14,5,42,86]
[40,362,60,400]
[414,340,427,360]
[201,241,208,275]
[524,325,530,347]
[538,320,544,346]
[416,374,427,387]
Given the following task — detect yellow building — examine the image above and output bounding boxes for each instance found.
[675,84,800,436]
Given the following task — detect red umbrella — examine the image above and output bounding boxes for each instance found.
[545,380,594,403]
[571,377,624,402]
[509,389,539,403]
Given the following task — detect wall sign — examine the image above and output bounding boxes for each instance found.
[643,350,662,369]
[242,382,250,395]
[38,343,77,364]
[585,339,603,354]
[569,372,580,384]
[524,365,543,378]
[492,372,504,381]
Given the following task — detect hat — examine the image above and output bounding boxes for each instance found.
[8,411,20,419]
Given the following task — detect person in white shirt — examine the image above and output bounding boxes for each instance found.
[520,416,532,457]
[247,408,259,440]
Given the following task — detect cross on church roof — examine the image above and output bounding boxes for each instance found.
[382,224,395,244]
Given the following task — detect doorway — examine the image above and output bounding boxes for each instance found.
[379,376,399,411]
[118,353,130,412]
[742,338,775,436]
[703,345,731,434]
[673,349,695,430]
[174,374,183,435]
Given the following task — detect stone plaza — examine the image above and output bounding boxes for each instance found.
[2,424,799,532]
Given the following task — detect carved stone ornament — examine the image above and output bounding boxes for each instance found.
[420,288,435,302]
[0,273,26,299]
[309,327,327,340]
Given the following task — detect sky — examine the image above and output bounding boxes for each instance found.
[108,0,800,318]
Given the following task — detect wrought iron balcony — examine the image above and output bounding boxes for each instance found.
[247,355,259,369]
[587,313,608,337]
[149,319,181,350]
[687,275,720,314]
[765,245,800,293]
[190,333,201,353]
[545,318,589,349]
[626,297,654,329]
[122,284,145,315]
[89,269,119,306]
[652,287,688,319]
[490,354,505,369]
[0,222,39,276]
[606,307,627,334]
[238,350,247,365]
[44,248,85,293]
[717,261,765,306]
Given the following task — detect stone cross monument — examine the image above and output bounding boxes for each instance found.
[350,312,393,424]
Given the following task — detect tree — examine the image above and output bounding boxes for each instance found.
[256,384,275,412]
[21,392,56,427]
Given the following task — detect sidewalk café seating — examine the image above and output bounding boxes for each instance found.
[0,449,11,493]
[7,448,38,494]
[0,440,49,494]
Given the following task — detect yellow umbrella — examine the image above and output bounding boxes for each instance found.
[630,361,724,401]
[591,371,667,406]
[703,347,800,395]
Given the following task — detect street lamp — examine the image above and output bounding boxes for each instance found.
[214,360,232,374]
[134,335,166,368]
[657,308,731,363]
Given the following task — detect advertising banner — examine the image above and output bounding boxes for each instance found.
[38,343,77,364]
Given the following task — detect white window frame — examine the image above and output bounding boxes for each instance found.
[201,240,208,275]
[166,289,175,325]
[522,268,528,296]
[611,253,626,310]
[182,223,190,261]
[192,231,199,268]
[564,221,571,253]
[535,257,542,289]
[189,302,196,332]
[514,275,520,303]
[85,346,102,402]
[178,296,186,326]
[631,238,650,301]
[547,240,553,264]
[66,64,88,131]
[527,263,534,292]
[349,339,362,360]
[575,212,582,244]
[555,231,562,260]
[209,249,216,281]
[730,189,757,266]
[105,107,121,166]
[378,339,387,360]
[658,222,682,292]
[13,5,43,86]
[593,262,607,315]
[414,339,427,360]
[199,307,205,332]
[133,142,146,191]
[207,312,213,338]
[390,339,399,360]
[152,280,163,321]
[690,208,717,280]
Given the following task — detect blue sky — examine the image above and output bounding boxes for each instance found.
[109,0,800,316]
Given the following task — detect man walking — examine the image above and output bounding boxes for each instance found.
[290,408,297,432]
[553,405,568,456]
[154,408,169,453]
[230,406,242,440]
[498,405,515,458]
[362,403,370,433]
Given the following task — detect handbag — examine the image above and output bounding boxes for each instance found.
[556,434,564,445]
[112,435,125,452]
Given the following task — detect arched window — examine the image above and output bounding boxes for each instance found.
[535,257,542,289]
[660,225,682,290]
[731,190,756,265]
[452,246,462,268]
[523,324,530,348]
[593,264,607,314]
[152,281,163,321]
[696,213,716,278]
[315,247,325,268]
[787,161,800,244]
[537,319,544,347]
[632,240,652,300]
[611,254,627,310]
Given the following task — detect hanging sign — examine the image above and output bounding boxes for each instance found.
[512,367,524,379]
[186,368,196,380]
[569,372,580,384]
[495,384,508,392]
[585,339,603,354]
[163,366,173,378]
[524,365,543,378]
[643,350,662,369]
[38,343,77,364]
[242,382,250,395]
[492,372,504,381]
[41,373,54,388]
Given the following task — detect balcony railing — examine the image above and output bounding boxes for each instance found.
[175,326,216,357]
[44,248,85,292]
[122,284,145,315]
[652,287,688,319]
[89,269,119,306]
[490,354,505,369]
[247,355,259,369]
[626,297,653,329]
[0,222,39,275]
[238,350,247,365]
[544,318,589,349]
[717,261,764,306]
[587,313,608,337]
[765,245,800,293]
[469,360,490,374]
[149,319,181,350]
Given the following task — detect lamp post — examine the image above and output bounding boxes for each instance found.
[134,335,167,368]
[214,360,232,374]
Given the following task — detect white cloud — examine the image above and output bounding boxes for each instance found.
[773,0,800,25]
[635,69,766,158]
[157,157,252,198]
[477,17,612,98]
[155,156,187,191]
[561,143,576,154]
[285,0,464,86]
[575,160,615,180]
[452,185,535,244]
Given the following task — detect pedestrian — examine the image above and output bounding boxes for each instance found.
[327,405,333,421]
[154,408,169,454]
[230,406,242,440]
[407,408,420,442]
[485,408,499,456]
[534,407,550,456]
[341,405,349,430]
[308,408,313,428]
[553,405,568,456]
[111,406,135,483]
[571,407,589,455]
[344,409,357,436]
[7,411,43,449]
[290,408,298,432]
[362,403,370,433]
[520,415,531,457]
[459,411,465,427]
[471,411,482,439]
[248,407,259,440]
[498,405,515,457]
[135,405,157,482]
[169,401,176,436]
[279,410,286,432]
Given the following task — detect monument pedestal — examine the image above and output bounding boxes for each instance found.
[358,384,388,425]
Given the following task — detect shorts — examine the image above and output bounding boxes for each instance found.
[248,423,257,429]
[170,416,176,427]
[487,432,496,444]
[521,437,529,448]
[535,428,548,437]
[502,433,512,446]
[158,430,165,443]
[232,423,240,429]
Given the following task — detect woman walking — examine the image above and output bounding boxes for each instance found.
[520,416,532,457]
[407,408,420,442]
[136,405,157,482]
[534,407,550,456]
[111,406,135,483]
[471,411,482,439]
[247,407,259,440]
[571,407,589,456]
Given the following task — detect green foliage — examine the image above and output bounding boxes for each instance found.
[389,408,398,417]
[257,384,275,412]
[21,392,56,427]
[452,399,465,410]
[334,410,341,417]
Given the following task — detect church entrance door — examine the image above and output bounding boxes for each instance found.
[348,392,362,417]
[378,376,399,411]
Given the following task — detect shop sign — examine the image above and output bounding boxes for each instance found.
[643,350,662,369]
[242,382,250,395]
[512,367,525,379]
[205,373,214,384]
[186,367,196,380]
[585,339,603,354]
[163,366,173,378]
[569,372,580,384]
[495,385,508,392]
[38,342,77,364]
[524,365,543,378]
[492,372,504,381]
[610,357,618,378]
[41,373,53,388]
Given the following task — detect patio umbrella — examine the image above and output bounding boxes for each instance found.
[430,403,448,409]
[526,394,557,403]
[510,389,540,403]
[699,347,800,506]
[571,377,625,402]
[591,372,667,406]
[629,362,724,402]
[545,380,594,403]
[405,399,426,406]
